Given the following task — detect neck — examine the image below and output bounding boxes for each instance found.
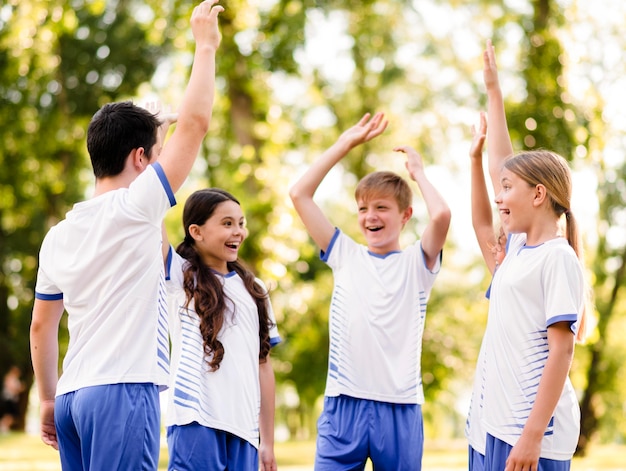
[524,217,561,246]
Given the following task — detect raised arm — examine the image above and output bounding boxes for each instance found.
[393,146,451,271]
[156,0,223,193]
[289,112,388,252]
[470,112,500,274]
[484,39,514,196]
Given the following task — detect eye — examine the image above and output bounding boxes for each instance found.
[224,221,232,226]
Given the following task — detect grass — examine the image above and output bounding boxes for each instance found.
[1,432,625,470]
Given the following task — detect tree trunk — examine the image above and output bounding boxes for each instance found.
[576,245,626,455]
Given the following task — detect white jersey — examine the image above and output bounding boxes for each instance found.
[322,229,440,405]
[482,233,583,460]
[165,250,281,447]
[35,164,174,396]
[465,337,487,455]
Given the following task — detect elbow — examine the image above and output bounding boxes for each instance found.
[179,111,211,137]
[288,185,302,205]
[435,207,452,229]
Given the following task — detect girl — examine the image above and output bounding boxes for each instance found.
[475,40,589,471]
[164,189,281,471]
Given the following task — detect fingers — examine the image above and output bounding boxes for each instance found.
[192,0,224,23]
[484,39,497,71]
[357,113,372,126]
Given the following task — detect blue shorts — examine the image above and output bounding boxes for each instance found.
[469,445,485,471]
[167,422,258,470]
[315,395,423,471]
[55,383,160,471]
[485,434,571,471]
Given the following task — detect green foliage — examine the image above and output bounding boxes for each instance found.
[1,0,625,446]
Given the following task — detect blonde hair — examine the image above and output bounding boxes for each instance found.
[355,171,412,211]
[504,150,591,342]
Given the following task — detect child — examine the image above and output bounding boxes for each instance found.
[164,189,281,471]
[465,112,504,471]
[476,40,588,471]
[289,112,451,470]
[29,2,223,469]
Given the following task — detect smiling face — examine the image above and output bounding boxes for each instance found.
[357,193,412,255]
[189,200,247,274]
[495,167,537,234]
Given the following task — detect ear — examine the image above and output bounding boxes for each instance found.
[131,147,147,172]
[188,224,202,241]
[401,206,413,225]
[533,184,548,207]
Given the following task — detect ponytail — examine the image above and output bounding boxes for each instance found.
[562,209,593,343]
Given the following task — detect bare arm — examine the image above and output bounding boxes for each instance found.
[470,112,499,274]
[505,323,575,471]
[484,39,514,196]
[30,298,65,450]
[259,356,277,471]
[289,113,388,252]
[157,0,223,193]
[393,145,451,271]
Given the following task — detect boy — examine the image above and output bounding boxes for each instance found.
[29,1,223,469]
[289,112,451,470]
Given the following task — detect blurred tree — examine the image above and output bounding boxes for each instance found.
[1,0,624,450]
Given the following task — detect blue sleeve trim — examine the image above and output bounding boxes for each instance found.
[35,292,63,301]
[320,228,340,262]
[270,336,282,348]
[152,162,176,207]
[165,246,173,281]
[547,314,578,334]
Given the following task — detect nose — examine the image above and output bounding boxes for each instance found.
[494,190,502,204]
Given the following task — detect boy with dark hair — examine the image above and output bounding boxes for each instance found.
[29,2,223,470]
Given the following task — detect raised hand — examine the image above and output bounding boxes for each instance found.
[483,39,501,92]
[191,0,224,51]
[470,111,487,161]
[393,145,424,180]
[338,112,388,150]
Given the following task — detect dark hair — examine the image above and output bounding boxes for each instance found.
[176,189,273,371]
[87,101,161,178]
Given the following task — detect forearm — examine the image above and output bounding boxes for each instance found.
[411,169,451,226]
[522,328,574,442]
[177,45,217,135]
[30,318,60,401]
[471,158,498,272]
[290,139,352,202]
[486,86,514,190]
[470,158,493,231]
[259,360,276,448]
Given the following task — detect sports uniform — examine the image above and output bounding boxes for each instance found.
[165,249,281,470]
[315,228,440,470]
[34,163,174,469]
[482,233,584,468]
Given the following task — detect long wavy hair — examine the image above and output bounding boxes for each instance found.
[176,189,273,371]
